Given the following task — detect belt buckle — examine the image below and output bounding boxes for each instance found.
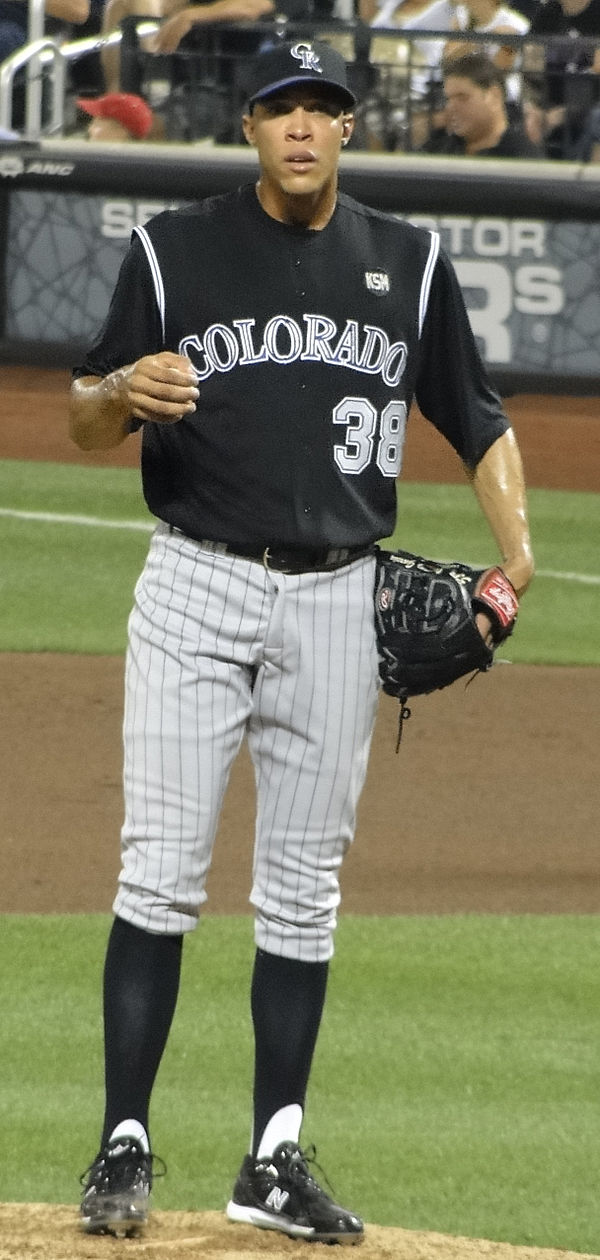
[263,546,283,572]
[263,546,293,575]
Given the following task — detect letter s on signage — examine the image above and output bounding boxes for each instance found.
[102,201,135,238]
[514,266,564,315]
[102,199,179,237]
[455,260,512,363]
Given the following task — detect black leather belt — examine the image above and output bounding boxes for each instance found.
[168,529,372,574]
[245,543,372,574]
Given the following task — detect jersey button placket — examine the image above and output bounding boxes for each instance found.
[294,256,305,299]
[294,256,307,384]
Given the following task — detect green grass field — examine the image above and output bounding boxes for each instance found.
[1,457,599,661]
[1,914,600,1254]
[1,455,599,1252]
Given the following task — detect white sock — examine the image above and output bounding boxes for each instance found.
[108,1119,150,1154]
[256,1104,303,1161]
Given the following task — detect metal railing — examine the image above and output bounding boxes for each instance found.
[0,20,158,137]
[25,0,45,129]
[0,37,67,135]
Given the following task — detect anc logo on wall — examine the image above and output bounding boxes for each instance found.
[0,156,75,178]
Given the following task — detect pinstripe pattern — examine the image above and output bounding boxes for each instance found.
[249,557,378,961]
[115,526,378,959]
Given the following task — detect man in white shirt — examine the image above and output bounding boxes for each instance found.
[367,0,528,146]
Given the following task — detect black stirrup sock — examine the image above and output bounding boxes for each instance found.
[250,947,329,1157]
[101,916,183,1148]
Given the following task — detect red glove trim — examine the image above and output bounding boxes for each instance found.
[476,567,518,631]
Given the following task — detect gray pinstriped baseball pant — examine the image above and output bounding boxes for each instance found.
[114,524,379,963]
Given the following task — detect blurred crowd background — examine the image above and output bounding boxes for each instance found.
[1,0,599,159]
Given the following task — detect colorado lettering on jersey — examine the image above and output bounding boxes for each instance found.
[179,314,408,388]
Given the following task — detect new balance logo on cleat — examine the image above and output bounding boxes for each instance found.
[265,1185,290,1213]
[226,1140,364,1244]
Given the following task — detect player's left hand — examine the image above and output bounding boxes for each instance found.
[373,549,520,702]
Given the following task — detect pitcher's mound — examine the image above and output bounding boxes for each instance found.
[0,1204,597,1260]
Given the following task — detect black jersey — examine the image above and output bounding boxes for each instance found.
[76,184,508,549]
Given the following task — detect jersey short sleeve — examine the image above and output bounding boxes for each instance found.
[72,235,164,381]
[415,246,510,469]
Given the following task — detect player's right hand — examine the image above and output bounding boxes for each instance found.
[124,352,199,422]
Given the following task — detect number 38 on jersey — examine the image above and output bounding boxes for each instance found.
[333,397,407,478]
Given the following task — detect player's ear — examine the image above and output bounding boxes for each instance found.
[242,112,256,146]
[341,113,354,146]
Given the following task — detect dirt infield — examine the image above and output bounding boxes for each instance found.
[1,368,598,1260]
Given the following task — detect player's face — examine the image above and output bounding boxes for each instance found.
[242,86,354,225]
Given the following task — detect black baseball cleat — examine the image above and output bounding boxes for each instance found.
[226,1140,364,1245]
[79,1135,164,1237]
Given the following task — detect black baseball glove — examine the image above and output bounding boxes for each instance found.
[374,547,518,703]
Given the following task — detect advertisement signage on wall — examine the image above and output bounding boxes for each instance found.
[3,187,600,381]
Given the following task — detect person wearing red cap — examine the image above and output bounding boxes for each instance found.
[78,90,165,139]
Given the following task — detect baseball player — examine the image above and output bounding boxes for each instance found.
[70,38,534,1243]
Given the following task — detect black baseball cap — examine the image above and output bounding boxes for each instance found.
[245,40,356,111]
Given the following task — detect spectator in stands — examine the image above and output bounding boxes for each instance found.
[96,0,272,94]
[443,0,530,119]
[77,87,166,136]
[422,47,544,149]
[523,0,600,156]
[367,0,529,145]
[0,0,90,63]
[150,0,272,54]
[371,0,528,63]
[364,0,458,147]
[443,0,529,75]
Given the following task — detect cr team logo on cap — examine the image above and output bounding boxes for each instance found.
[245,37,357,109]
[290,43,323,74]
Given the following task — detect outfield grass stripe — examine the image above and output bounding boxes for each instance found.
[0,508,599,590]
[537,568,600,585]
[0,507,154,533]
[465,562,600,586]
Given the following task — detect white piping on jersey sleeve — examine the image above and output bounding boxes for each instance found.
[418,230,440,338]
[134,225,166,344]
